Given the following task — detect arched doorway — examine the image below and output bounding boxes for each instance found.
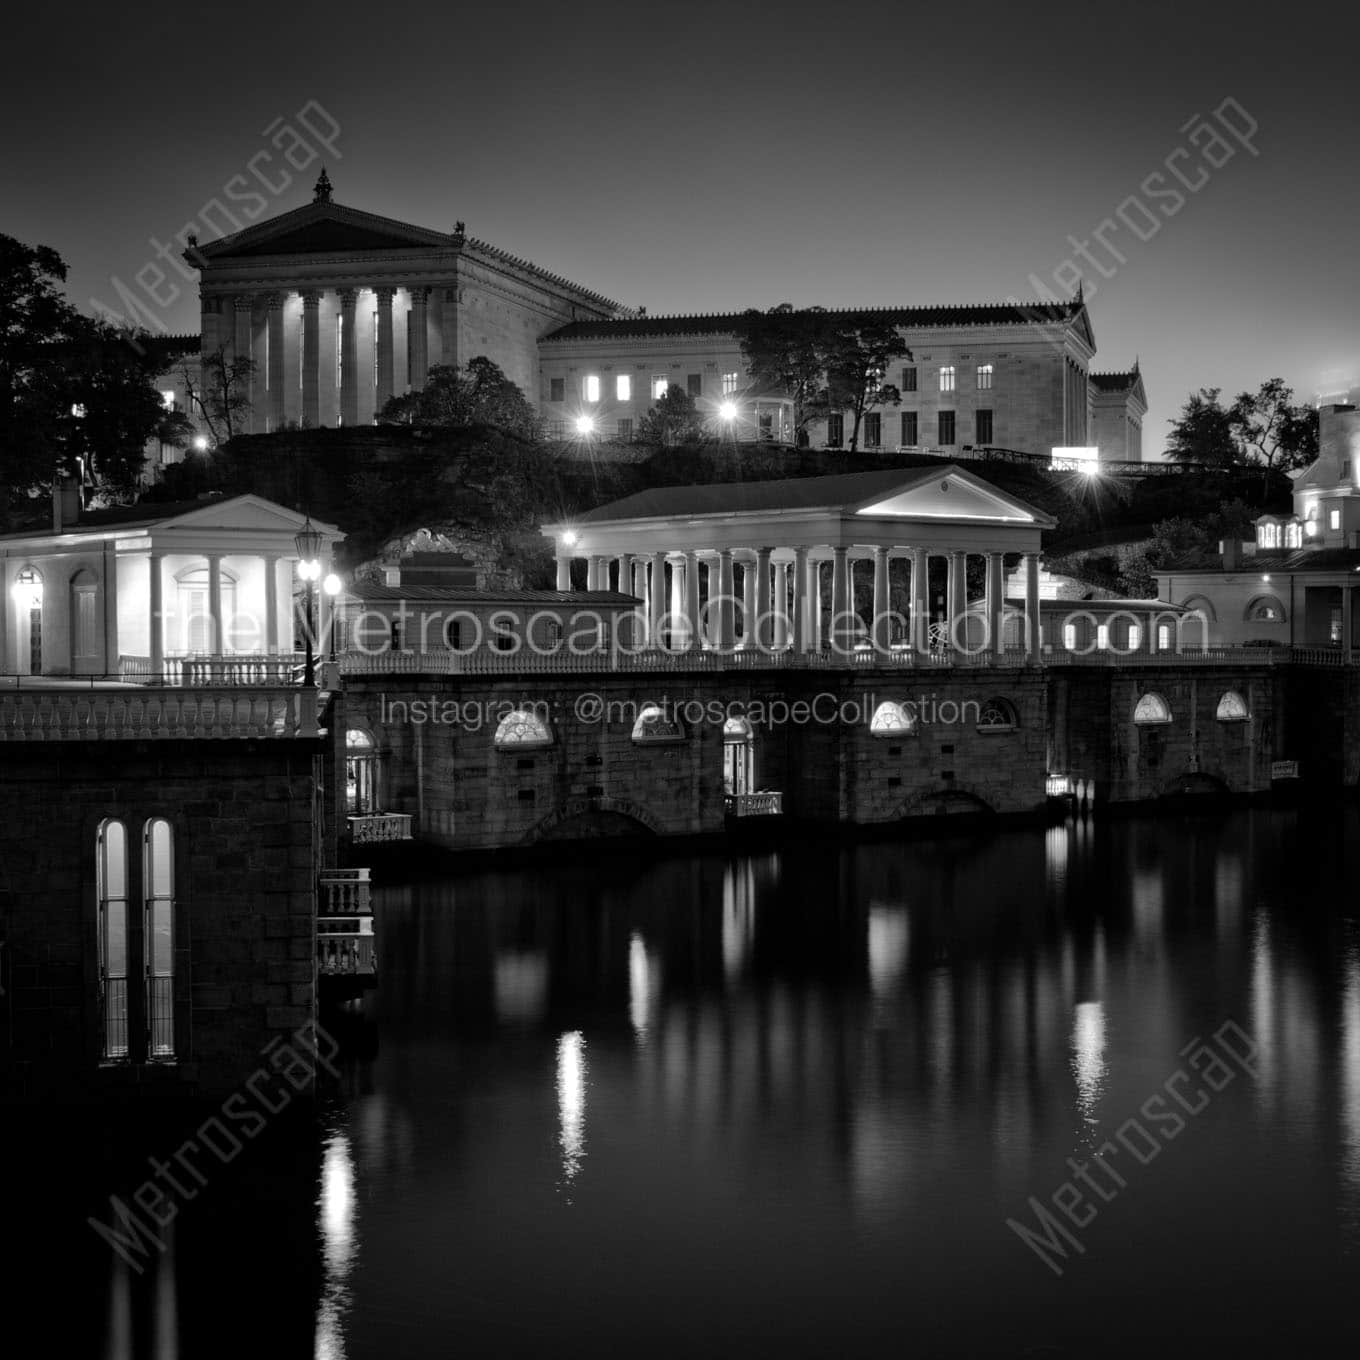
[12,567,43,675]
[69,568,99,674]
[723,716,755,797]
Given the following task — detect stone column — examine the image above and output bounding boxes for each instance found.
[301,291,321,427]
[233,298,255,431]
[338,289,359,427]
[266,295,285,433]
[947,551,967,651]
[911,548,930,656]
[264,555,279,654]
[741,555,757,646]
[773,560,790,650]
[649,551,666,646]
[811,558,823,650]
[409,286,429,389]
[149,552,164,677]
[718,549,735,648]
[616,554,632,597]
[556,555,571,591]
[1025,553,1042,664]
[986,552,1005,656]
[374,287,395,412]
[755,547,773,649]
[684,551,701,649]
[207,555,224,654]
[831,547,851,656]
[670,555,687,648]
[871,546,890,653]
[585,557,600,591]
[1345,584,1355,657]
[792,548,810,652]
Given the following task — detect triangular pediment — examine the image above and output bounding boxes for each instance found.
[197,202,455,262]
[157,495,341,536]
[854,466,1052,525]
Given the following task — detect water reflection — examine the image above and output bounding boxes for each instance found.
[315,1128,357,1360]
[556,1031,587,1195]
[1071,1000,1107,1128]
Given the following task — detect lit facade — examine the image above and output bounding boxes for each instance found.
[1089,366,1147,463]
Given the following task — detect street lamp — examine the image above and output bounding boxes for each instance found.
[294,517,324,687]
[574,414,596,437]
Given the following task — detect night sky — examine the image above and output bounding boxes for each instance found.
[5,0,1356,456]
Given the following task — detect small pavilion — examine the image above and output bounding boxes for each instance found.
[542,465,1055,658]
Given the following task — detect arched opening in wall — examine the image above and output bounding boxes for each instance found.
[1134,692,1173,725]
[12,566,43,675]
[346,727,379,814]
[174,563,238,655]
[723,716,756,797]
[870,701,917,737]
[70,568,98,673]
[632,703,685,744]
[494,708,554,750]
[96,818,129,1060]
[1216,690,1249,723]
[1244,595,1286,625]
[1160,771,1232,800]
[976,696,1018,732]
[143,817,175,1059]
[897,787,997,820]
[535,807,657,842]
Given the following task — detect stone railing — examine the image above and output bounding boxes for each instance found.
[0,687,319,741]
[119,654,304,686]
[348,813,413,844]
[725,791,784,817]
[1042,644,1339,667]
[319,868,371,914]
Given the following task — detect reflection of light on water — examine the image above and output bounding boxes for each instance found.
[722,862,755,982]
[1214,852,1243,938]
[1071,1001,1106,1126]
[1251,909,1276,1107]
[1132,864,1163,946]
[154,1233,177,1360]
[557,1031,587,1192]
[106,1250,131,1360]
[314,1130,356,1360]
[867,904,909,1005]
[629,935,658,1040]
[1044,824,1068,892]
[1341,936,1360,1248]
[494,951,548,1024]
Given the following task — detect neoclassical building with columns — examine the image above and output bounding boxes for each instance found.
[188,170,625,432]
[543,465,1054,658]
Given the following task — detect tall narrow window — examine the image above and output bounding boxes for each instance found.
[901,411,918,446]
[97,819,129,1060]
[863,413,881,447]
[550,377,565,402]
[975,409,993,445]
[722,372,740,396]
[584,374,600,403]
[939,365,955,392]
[71,570,98,662]
[902,366,917,392]
[976,363,993,389]
[938,410,956,445]
[144,819,175,1059]
[616,374,632,401]
[687,373,702,397]
[652,375,669,401]
[826,413,844,446]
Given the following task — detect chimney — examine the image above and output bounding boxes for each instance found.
[52,475,81,532]
[1220,538,1241,570]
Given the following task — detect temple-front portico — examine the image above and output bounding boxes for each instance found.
[543,466,1055,661]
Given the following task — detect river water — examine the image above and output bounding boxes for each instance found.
[24,807,1360,1357]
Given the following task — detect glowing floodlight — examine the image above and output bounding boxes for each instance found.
[323,573,342,597]
[1051,446,1099,473]
[11,568,42,611]
[561,530,579,548]
[192,435,209,452]
[718,400,738,422]
[574,414,596,436]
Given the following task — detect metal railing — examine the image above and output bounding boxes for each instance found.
[0,687,320,741]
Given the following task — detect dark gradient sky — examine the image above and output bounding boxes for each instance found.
[5,0,1357,456]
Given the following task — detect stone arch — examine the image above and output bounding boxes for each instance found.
[1179,594,1217,623]
[1134,692,1172,725]
[1159,770,1232,799]
[528,796,664,843]
[1243,594,1286,623]
[890,782,997,820]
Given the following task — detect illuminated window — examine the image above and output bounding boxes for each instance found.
[976,364,993,390]
[977,697,1017,731]
[346,728,377,814]
[939,365,955,392]
[1331,508,1341,531]
[1258,521,1279,548]
[161,390,176,410]
[1284,521,1302,548]
[1133,693,1172,725]
[902,366,917,392]
[583,375,600,403]
[143,818,175,1059]
[494,709,553,749]
[616,374,632,401]
[97,819,129,1060]
[938,411,955,445]
[1096,624,1109,649]
[1062,622,1077,649]
[1157,624,1171,650]
[550,378,565,402]
[901,411,918,446]
[722,372,740,396]
[652,375,669,401]
[1216,690,1249,723]
[632,703,685,743]
[870,701,917,736]
[975,409,993,444]
[1247,596,1285,622]
[1127,623,1142,650]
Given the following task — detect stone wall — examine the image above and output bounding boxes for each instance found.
[0,738,321,1103]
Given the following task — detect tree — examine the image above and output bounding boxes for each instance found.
[812,319,911,452]
[737,304,833,445]
[1166,388,1240,466]
[1230,378,1318,474]
[637,385,704,448]
[181,347,256,446]
[377,357,539,439]
[0,234,189,506]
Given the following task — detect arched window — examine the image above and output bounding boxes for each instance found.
[1245,595,1286,623]
[144,819,175,1059]
[174,564,237,654]
[346,727,378,813]
[723,716,755,796]
[1134,692,1172,725]
[977,697,1018,732]
[870,701,917,736]
[1257,520,1280,549]
[1180,595,1217,624]
[1216,691,1249,723]
[1284,521,1303,549]
[632,703,684,743]
[96,819,129,1060]
[495,709,553,750]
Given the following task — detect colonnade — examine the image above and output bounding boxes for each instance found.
[559,546,1043,660]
